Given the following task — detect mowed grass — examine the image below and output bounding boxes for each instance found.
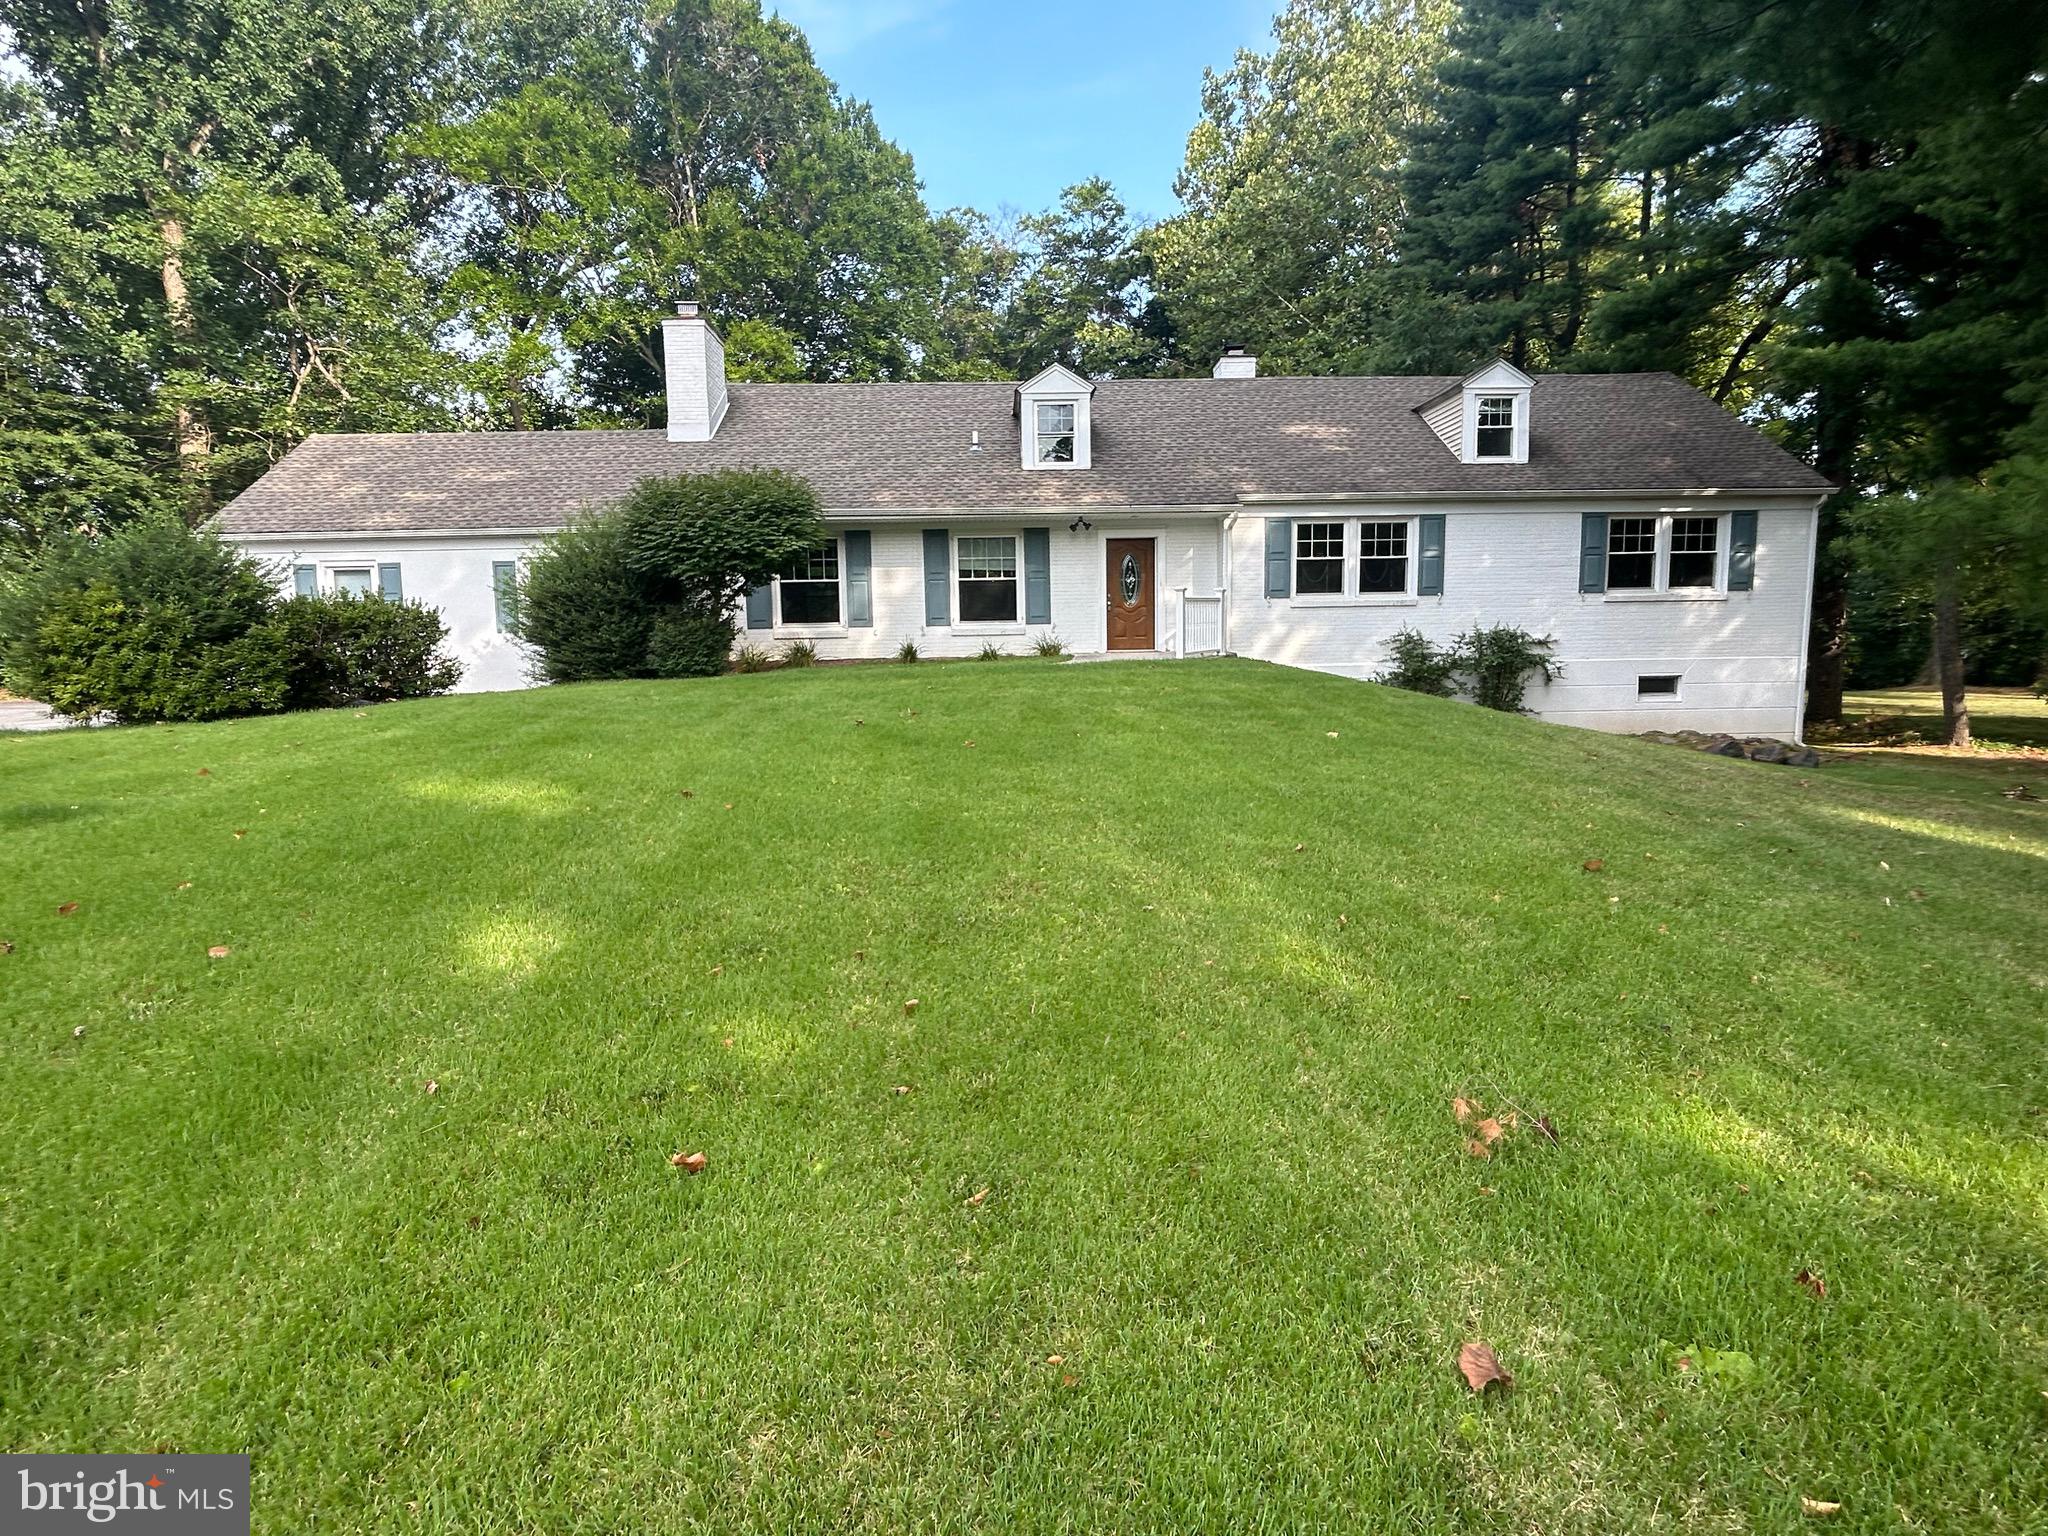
[3,659,2044,1534]
[1836,686,2048,753]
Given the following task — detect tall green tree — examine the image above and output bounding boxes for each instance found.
[992,179,1168,378]
[1148,0,1454,374]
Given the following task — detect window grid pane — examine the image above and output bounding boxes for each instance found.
[333,567,372,595]
[781,544,839,584]
[1476,396,1515,427]
[1295,521,1344,595]
[1358,520,1408,594]
[1035,403,1075,464]
[958,537,1017,579]
[1608,517,1656,589]
[1667,516,1717,588]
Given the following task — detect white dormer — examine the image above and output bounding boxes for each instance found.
[1015,363,1095,470]
[1455,358,1532,464]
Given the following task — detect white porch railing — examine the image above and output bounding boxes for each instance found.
[1173,589,1226,658]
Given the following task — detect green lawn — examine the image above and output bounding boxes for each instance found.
[4,659,2044,1533]
[1831,686,2048,752]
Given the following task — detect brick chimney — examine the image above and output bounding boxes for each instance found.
[661,301,728,441]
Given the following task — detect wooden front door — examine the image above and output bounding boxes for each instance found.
[1105,538,1155,650]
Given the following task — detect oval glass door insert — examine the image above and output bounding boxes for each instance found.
[1120,552,1141,607]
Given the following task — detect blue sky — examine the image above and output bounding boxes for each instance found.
[769,0,1279,222]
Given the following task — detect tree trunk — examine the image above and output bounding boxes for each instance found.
[159,214,213,511]
[1932,559,1971,748]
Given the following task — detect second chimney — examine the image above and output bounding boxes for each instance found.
[662,301,729,441]
[1212,346,1257,380]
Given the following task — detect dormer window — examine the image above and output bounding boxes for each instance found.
[1035,402,1075,464]
[1474,396,1517,459]
[1015,363,1095,469]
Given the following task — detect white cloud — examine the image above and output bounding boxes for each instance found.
[768,0,948,57]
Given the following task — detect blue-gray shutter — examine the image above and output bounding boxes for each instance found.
[844,530,872,627]
[1022,527,1052,625]
[744,583,772,630]
[292,564,316,598]
[1417,514,1445,596]
[1579,512,1608,593]
[492,560,518,631]
[1727,510,1758,591]
[1264,518,1292,598]
[377,562,403,602]
[922,528,950,626]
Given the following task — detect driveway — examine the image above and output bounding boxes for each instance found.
[0,699,70,732]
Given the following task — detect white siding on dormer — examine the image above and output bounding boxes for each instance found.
[1421,394,1463,453]
[1016,363,1095,470]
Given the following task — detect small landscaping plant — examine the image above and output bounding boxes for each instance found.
[976,641,1006,661]
[1032,634,1069,658]
[1373,627,1460,697]
[781,639,818,667]
[896,640,919,663]
[730,645,775,673]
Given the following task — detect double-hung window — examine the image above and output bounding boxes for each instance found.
[957,535,1019,622]
[777,541,841,625]
[1295,522,1346,595]
[1035,403,1075,464]
[1608,514,1721,593]
[1358,521,1409,594]
[331,566,374,596]
[1474,396,1516,459]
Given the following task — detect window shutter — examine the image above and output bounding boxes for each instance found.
[1022,527,1052,625]
[745,583,772,629]
[844,530,873,627]
[1578,512,1608,593]
[1264,518,1292,598]
[1417,514,1445,596]
[922,528,950,626]
[292,564,316,598]
[1727,510,1757,591]
[377,563,403,602]
[492,561,518,631]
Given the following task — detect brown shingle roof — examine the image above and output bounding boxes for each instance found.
[216,372,1828,535]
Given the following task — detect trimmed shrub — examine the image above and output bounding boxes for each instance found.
[513,512,656,681]
[1375,627,1460,697]
[262,594,461,711]
[647,604,734,678]
[31,581,290,721]
[1457,625,1562,713]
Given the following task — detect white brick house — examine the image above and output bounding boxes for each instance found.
[217,304,1831,736]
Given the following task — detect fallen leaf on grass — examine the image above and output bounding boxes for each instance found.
[1465,1138,1493,1160]
[206,945,231,959]
[56,902,79,916]
[670,1151,708,1174]
[424,1080,439,1095]
[1045,1353,1064,1365]
[1795,1268,1827,1299]
[195,767,210,776]
[890,1084,912,1096]
[678,789,694,798]
[1475,1117,1505,1146]
[73,1025,85,1038]
[1800,1497,1842,1517]
[1452,1096,1479,1125]
[964,1186,989,1207]
[1060,1373,1078,1388]
[1293,843,1306,853]
[1457,1342,1512,1393]
[707,964,724,977]
[1326,731,1339,739]
[962,740,976,749]
[903,998,919,1016]
[175,881,192,891]
[1582,858,1605,872]
[232,829,247,839]
[0,941,12,955]
[1533,1115,1559,1145]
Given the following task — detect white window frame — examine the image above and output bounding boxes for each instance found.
[1602,512,1728,600]
[1472,395,1518,460]
[1290,516,1420,605]
[1636,672,1684,701]
[1460,385,1530,463]
[491,557,522,633]
[1034,401,1076,465]
[324,563,375,597]
[772,536,846,632]
[954,531,1025,630]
